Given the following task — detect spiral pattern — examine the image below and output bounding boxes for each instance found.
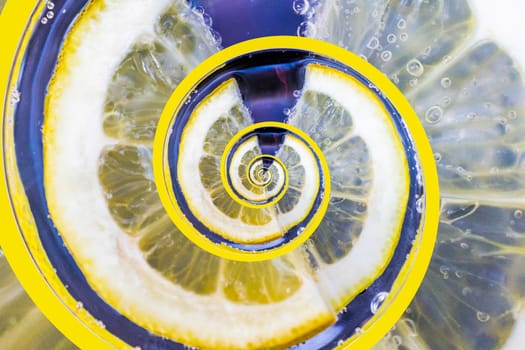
[173,79,330,252]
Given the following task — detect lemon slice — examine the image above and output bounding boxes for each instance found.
[289,64,410,308]
[43,0,334,348]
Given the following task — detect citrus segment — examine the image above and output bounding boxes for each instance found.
[103,2,217,143]
[98,144,161,234]
[139,218,221,296]
[310,197,368,264]
[222,259,303,304]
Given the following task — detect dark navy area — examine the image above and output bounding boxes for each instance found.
[189,0,304,48]
[11,1,423,349]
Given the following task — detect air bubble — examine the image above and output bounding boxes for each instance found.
[433,152,442,162]
[293,90,301,98]
[416,173,423,185]
[390,74,399,84]
[441,77,452,88]
[406,59,424,77]
[366,36,380,50]
[10,88,21,105]
[402,318,417,336]
[304,6,316,19]
[292,0,310,15]
[355,327,364,335]
[297,21,316,37]
[386,33,396,43]
[76,301,84,309]
[381,50,392,62]
[415,198,423,213]
[46,11,54,19]
[397,18,407,29]
[399,33,408,41]
[439,265,449,279]
[460,242,469,249]
[202,13,213,26]
[462,287,472,296]
[476,312,490,322]
[392,335,402,346]
[370,291,389,314]
[46,1,55,10]
[41,17,48,24]
[514,210,523,219]
[466,112,477,120]
[192,6,205,15]
[425,106,443,124]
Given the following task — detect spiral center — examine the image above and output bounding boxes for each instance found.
[249,161,273,187]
